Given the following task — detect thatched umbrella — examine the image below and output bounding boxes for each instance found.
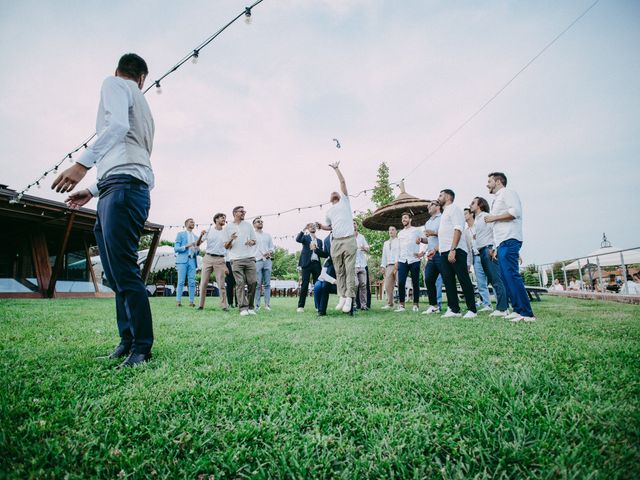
[362,181,432,231]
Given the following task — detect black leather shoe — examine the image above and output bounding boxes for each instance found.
[117,352,152,369]
[98,344,131,360]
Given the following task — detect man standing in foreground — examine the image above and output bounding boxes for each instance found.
[485,172,536,322]
[224,206,257,316]
[437,189,477,319]
[253,217,274,311]
[52,53,155,367]
[317,162,357,314]
[196,213,229,311]
[174,218,199,308]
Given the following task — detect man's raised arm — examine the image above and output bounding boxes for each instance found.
[329,161,348,195]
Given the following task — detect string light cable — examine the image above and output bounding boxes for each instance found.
[10,0,265,204]
[400,0,601,181]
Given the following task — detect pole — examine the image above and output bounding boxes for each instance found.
[620,252,628,294]
[596,256,604,292]
[562,262,568,289]
[577,259,582,290]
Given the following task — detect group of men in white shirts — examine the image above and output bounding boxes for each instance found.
[380,172,536,323]
[176,206,275,316]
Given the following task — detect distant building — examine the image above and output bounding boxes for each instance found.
[0,184,163,298]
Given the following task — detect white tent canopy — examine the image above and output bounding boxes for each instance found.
[563,246,640,271]
[138,245,202,273]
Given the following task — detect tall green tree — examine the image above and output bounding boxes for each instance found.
[371,162,394,208]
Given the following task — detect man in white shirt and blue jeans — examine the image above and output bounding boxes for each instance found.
[253,217,274,311]
[484,172,535,322]
[395,212,423,312]
[53,53,154,368]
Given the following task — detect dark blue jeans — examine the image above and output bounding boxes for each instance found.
[479,246,509,311]
[497,239,534,317]
[438,249,476,314]
[299,261,321,308]
[314,280,337,315]
[397,261,420,305]
[94,175,153,355]
[424,254,443,308]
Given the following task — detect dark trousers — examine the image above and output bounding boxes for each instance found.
[315,280,338,315]
[94,175,153,354]
[225,261,236,307]
[397,261,420,305]
[479,246,509,311]
[439,249,476,314]
[424,253,442,307]
[298,261,321,308]
[497,239,534,317]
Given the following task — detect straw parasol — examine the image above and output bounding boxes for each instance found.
[362,181,432,231]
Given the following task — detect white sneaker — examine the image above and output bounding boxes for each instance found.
[490,310,508,317]
[297,307,304,313]
[422,306,439,315]
[264,306,271,311]
[240,310,249,317]
[479,305,493,313]
[508,314,524,323]
[463,311,477,319]
[442,308,462,318]
[522,316,537,323]
[394,306,406,313]
[247,309,257,315]
[342,297,353,313]
[412,305,419,312]
[505,312,521,319]
[381,305,392,310]
[335,297,346,310]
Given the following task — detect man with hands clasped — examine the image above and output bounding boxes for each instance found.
[223,206,258,317]
[296,222,324,313]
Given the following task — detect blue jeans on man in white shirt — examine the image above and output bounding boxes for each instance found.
[473,254,491,307]
[255,259,272,308]
[497,239,534,317]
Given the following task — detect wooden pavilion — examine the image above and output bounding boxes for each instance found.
[0,184,163,298]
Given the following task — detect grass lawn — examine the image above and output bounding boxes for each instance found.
[1,295,639,479]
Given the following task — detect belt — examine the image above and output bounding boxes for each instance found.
[207,253,224,257]
[478,245,494,252]
[333,234,354,240]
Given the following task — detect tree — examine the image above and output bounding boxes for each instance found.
[371,162,394,208]
[271,247,299,280]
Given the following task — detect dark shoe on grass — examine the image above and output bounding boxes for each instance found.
[117,352,152,369]
[98,344,130,360]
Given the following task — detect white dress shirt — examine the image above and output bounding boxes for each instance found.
[397,227,422,264]
[491,187,523,247]
[355,234,369,269]
[254,230,274,261]
[423,214,441,252]
[77,76,155,197]
[380,238,400,266]
[223,221,257,261]
[203,227,226,256]
[325,195,354,238]
[438,204,467,253]
[472,212,495,249]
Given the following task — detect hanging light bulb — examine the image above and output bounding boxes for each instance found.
[155,81,162,94]
[244,7,252,24]
[192,50,199,64]
[68,154,73,163]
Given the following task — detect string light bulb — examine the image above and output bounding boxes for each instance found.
[244,7,252,24]
[191,50,199,64]
[68,154,73,163]
[155,81,162,94]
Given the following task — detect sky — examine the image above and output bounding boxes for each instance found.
[1,0,638,265]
